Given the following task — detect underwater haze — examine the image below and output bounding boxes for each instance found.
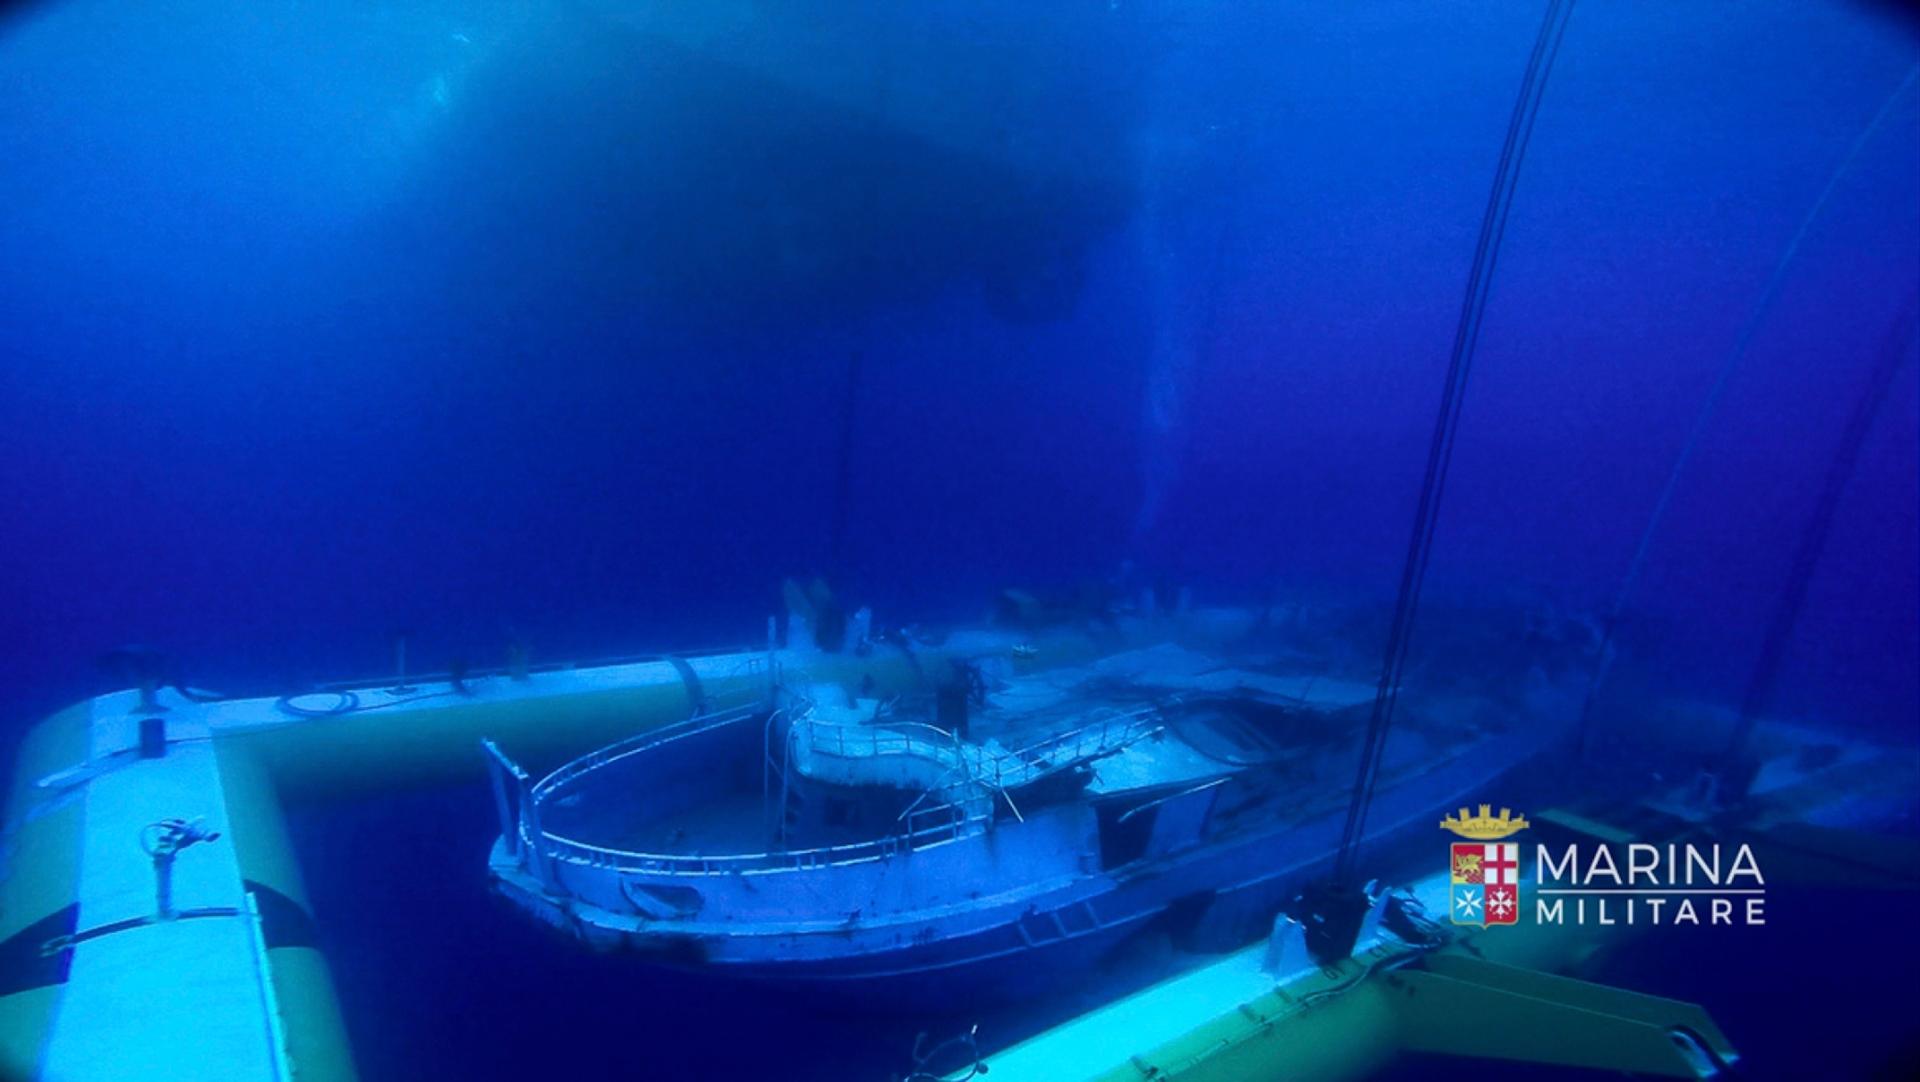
[1,1,1917,1080]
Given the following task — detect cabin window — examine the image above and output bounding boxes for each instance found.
[1097,802,1158,870]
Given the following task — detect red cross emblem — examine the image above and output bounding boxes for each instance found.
[1450,842,1520,926]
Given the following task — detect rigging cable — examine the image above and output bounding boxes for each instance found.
[1570,61,1920,763]
[823,18,904,593]
[1723,301,1917,766]
[827,349,863,582]
[1332,0,1576,888]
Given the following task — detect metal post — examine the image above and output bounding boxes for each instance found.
[154,851,177,920]
[138,716,168,759]
[134,676,165,717]
[482,739,526,859]
[523,795,551,887]
[391,631,415,694]
[142,818,219,921]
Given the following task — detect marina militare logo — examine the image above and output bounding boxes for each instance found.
[1443,805,1528,927]
[1440,803,1768,928]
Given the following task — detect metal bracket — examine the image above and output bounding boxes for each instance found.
[1388,952,1739,1078]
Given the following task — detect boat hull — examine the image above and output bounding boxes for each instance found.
[490,721,1558,1005]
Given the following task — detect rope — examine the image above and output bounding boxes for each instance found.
[1571,61,1920,761]
[1724,300,1918,762]
[1335,0,1576,885]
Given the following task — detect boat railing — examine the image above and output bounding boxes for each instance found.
[529,700,766,805]
[492,701,989,880]
[799,700,1168,786]
[970,701,1169,790]
[489,699,1171,885]
[793,716,963,764]
[532,796,984,877]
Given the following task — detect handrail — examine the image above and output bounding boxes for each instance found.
[1116,776,1231,824]
[511,698,1173,881]
[531,797,986,876]
[514,700,992,877]
[794,702,1165,782]
[794,717,962,764]
[530,701,764,802]
[968,702,1167,790]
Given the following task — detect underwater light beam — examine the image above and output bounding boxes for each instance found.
[1128,100,1248,570]
[1130,152,1198,561]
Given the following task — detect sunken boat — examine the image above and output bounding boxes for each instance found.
[483,596,1576,999]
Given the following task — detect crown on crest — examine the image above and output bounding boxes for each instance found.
[1440,805,1529,840]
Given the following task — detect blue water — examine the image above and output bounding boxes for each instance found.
[2,1,1917,1079]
